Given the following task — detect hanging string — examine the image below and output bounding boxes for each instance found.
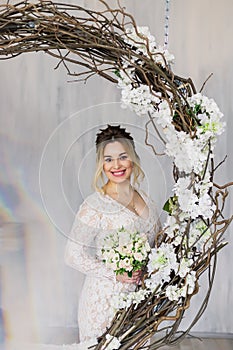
[164,0,171,49]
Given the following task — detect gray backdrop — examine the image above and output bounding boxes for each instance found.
[0,0,232,344]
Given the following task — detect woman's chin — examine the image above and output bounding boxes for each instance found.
[108,176,130,184]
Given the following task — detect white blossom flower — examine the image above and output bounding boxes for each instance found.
[165,271,196,301]
[173,176,215,220]
[180,271,196,297]
[163,215,179,239]
[188,220,212,252]
[117,68,134,88]
[119,83,161,116]
[144,270,163,291]
[177,189,198,215]
[147,244,178,279]
[111,289,150,310]
[111,292,132,310]
[152,99,172,128]
[178,258,191,278]
[166,285,181,301]
[124,26,157,54]
[107,27,225,315]
[188,93,225,140]
[164,128,209,174]
[132,289,150,305]
[103,334,121,350]
[123,26,174,66]
[173,235,183,246]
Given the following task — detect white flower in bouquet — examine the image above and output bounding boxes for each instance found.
[101,227,151,277]
[118,243,134,255]
[118,229,132,247]
[118,257,132,271]
[133,252,144,262]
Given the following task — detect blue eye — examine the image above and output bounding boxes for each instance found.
[120,155,128,160]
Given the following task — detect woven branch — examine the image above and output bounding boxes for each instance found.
[0,1,197,133]
[0,1,232,349]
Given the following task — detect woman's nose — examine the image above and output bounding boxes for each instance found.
[113,158,120,168]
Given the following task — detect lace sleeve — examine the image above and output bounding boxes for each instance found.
[64,200,115,281]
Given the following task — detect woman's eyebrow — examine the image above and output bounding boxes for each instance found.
[103,152,127,158]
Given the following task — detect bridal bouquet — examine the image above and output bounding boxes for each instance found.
[101,227,151,277]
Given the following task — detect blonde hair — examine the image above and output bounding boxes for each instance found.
[93,138,145,192]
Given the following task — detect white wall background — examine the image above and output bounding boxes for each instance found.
[0,0,232,344]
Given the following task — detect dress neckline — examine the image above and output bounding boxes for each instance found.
[97,189,150,222]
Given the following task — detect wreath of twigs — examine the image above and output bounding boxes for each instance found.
[0,1,232,350]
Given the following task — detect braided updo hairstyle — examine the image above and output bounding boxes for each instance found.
[93,125,144,191]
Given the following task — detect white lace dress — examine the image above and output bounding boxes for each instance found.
[64,190,160,343]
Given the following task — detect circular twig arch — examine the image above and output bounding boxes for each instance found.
[0,1,232,349]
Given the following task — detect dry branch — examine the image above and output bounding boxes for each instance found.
[0,1,232,349]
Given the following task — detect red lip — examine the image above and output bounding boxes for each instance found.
[111,169,126,177]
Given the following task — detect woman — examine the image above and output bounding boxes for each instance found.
[64,124,161,343]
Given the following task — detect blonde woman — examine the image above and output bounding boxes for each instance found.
[64,125,161,343]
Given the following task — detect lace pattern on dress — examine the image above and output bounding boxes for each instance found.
[64,190,161,341]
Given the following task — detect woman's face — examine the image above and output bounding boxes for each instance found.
[103,141,133,184]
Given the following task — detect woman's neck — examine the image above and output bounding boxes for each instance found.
[103,180,133,197]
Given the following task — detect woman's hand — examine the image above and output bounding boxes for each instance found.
[116,270,142,284]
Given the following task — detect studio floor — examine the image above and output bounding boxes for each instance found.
[4,336,233,350]
[159,337,233,350]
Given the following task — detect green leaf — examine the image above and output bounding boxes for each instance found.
[114,69,121,78]
[163,199,171,213]
[163,195,177,214]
